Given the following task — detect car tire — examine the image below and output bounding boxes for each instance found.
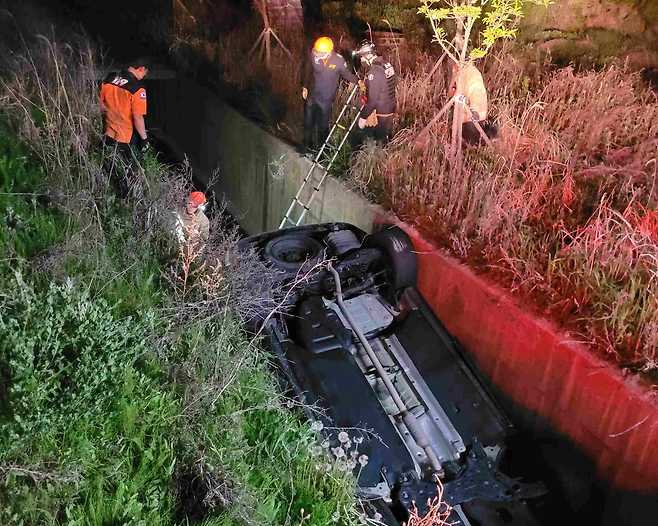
[365,225,417,291]
[264,234,323,271]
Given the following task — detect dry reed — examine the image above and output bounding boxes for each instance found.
[353,50,658,373]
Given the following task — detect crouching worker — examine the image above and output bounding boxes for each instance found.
[448,62,497,146]
[350,41,396,149]
[172,191,210,257]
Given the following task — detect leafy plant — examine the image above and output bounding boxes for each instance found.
[353,0,419,30]
[417,0,550,169]
[418,0,551,60]
[0,126,67,261]
[0,275,178,525]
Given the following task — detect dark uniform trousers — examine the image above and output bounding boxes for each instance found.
[303,101,332,153]
[102,134,142,198]
[350,115,394,148]
[462,121,498,146]
[301,51,357,153]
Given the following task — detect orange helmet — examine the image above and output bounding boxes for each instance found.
[188,191,207,208]
[313,36,334,55]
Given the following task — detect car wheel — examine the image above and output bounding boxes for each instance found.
[365,226,417,291]
[264,234,323,271]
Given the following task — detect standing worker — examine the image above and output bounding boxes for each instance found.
[448,61,496,145]
[99,57,150,195]
[351,41,397,148]
[301,36,359,154]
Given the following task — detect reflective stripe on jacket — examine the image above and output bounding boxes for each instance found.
[100,70,147,144]
[361,58,396,118]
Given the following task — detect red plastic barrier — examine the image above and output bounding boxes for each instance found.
[396,221,658,492]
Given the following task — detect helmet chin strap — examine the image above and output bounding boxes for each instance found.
[361,54,376,66]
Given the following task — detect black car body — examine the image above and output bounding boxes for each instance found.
[239,223,546,525]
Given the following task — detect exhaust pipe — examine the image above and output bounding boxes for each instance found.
[327,263,443,476]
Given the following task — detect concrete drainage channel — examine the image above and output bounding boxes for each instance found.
[148,73,658,526]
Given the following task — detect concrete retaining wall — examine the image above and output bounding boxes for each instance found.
[148,77,383,234]
[393,221,658,522]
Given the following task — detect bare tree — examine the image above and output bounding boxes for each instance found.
[249,0,294,69]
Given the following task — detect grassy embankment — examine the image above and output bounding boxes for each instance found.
[0,27,366,526]
[176,9,658,377]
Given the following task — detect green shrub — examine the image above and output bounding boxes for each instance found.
[0,126,67,260]
[322,0,421,32]
[0,276,178,525]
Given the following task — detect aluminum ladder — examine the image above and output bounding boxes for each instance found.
[279,84,362,229]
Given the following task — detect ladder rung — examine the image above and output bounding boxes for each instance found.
[293,201,310,211]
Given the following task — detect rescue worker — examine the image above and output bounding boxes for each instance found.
[99,57,150,196]
[448,61,497,145]
[350,41,397,148]
[172,191,210,254]
[301,36,358,153]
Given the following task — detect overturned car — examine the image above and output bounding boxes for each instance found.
[239,223,547,525]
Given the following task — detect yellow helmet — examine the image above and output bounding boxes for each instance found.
[313,36,334,55]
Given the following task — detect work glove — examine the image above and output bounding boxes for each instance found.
[358,117,367,129]
[358,80,366,94]
[138,136,150,154]
[364,110,378,128]
[302,87,308,100]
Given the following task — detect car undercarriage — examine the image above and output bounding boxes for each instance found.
[239,223,548,525]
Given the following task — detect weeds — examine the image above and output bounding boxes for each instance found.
[0,275,178,525]
[403,481,452,526]
[350,51,658,375]
[0,31,104,195]
[0,9,366,526]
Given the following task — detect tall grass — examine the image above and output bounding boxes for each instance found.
[0,32,104,195]
[350,50,658,374]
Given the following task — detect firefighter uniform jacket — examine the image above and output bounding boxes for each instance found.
[361,58,396,119]
[302,51,358,107]
[99,70,147,144]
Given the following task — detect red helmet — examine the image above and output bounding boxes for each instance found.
[188,191,206,209]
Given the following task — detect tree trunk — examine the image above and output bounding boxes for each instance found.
[450,16,466,174]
